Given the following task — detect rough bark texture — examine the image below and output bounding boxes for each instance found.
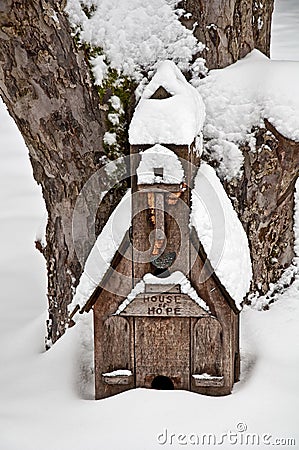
[0,0,111,344]
[0,0,296,347]
[180,0,274,69]
[224,122,299,295]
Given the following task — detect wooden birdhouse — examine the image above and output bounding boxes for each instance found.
[70,61,252,399]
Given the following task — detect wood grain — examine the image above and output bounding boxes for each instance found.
[134,317,190,389]
[120,293,209,317]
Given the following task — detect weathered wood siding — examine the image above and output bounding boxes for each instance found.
[192,317,223,376]
[93,245,134,399]
[93,145,239,399]
[190,239,239,395]
[134,317,190,389]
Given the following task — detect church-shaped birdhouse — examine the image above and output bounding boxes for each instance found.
[70,61,252,399]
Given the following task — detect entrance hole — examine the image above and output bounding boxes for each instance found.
[151,375,174,390]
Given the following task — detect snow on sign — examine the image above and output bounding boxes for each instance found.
[119,292,208,317]
[71,61,252,399]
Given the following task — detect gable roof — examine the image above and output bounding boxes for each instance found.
[129,60,205,146]
[69,163,252,318]
[68,190,131,315]
[115,271,210,315]
[190,162,252,310]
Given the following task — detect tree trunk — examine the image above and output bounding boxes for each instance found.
[180,0,274,69]
[224,122,299,295]
[0,0,112,345]
[0,0,296,346]
[181,0,298,297]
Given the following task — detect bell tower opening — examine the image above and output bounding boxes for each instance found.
[151,375,174,390]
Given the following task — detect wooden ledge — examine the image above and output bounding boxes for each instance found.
[192,374,224,387]
[102,374,133,385]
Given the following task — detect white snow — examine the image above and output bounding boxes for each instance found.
[65,0,204,83]
[109,95,123,113]
[198,49,299,179]
[114,280,145,315]
[129,60,206,146]
[190,162,252,309]
[35,211,48,249]
[108,113,120,126]
[102,369,132,377]
[69,190,131,313]
[192,373,223,380]
[103,131,117,146]
[90,54,108,86]
[205,139,244,181]
[137,145,184,185]
[0,2,299,449]
[115,271,210,315]
[1,120,298,448]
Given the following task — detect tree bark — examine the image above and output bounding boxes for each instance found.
[0,0,296,346]
[180,0,274,69]
[224,122,299,295]
[0,0,110,344]
[181,0,298,296]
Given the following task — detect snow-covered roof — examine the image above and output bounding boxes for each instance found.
[68,190,131,313]
[137,144,184,185]
[115,271,210,315]
[70,162,252,315]
[190,162,252,309]
[129,60,205,145]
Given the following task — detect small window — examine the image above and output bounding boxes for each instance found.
[154,167,164,178]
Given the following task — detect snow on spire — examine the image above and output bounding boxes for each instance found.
[129,60,205,146]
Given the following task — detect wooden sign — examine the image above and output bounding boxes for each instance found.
[120,293,208,317]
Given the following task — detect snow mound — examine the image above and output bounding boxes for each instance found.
[65,0,203,83]
[190,162,252,309]
[69,190,131,312]
[129,60,206,145]
[198,50,299,179]
[137,145,184,185]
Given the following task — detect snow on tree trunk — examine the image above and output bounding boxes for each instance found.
[0,0,296,346]
[180,0,297,297]
[224,123,299,296]
[180,0,274,69]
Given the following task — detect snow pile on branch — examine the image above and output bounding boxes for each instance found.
[129,60,206,145]
[65,0,205,84]
[190,162,252,309]
[115,271,210,315]
[197,50,299,179]
[137,145,184,185]
[69,191,131,313]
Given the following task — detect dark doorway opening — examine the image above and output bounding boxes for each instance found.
[151,375,174,390]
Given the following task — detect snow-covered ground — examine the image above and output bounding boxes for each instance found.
[0,1,299,449]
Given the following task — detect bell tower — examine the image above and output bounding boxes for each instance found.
[129,61,204,284]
